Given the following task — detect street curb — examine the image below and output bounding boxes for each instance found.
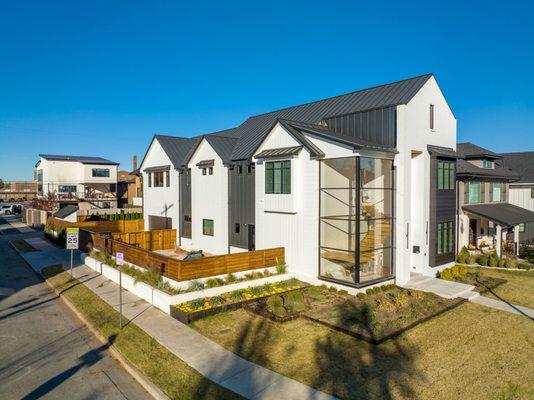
[9,240,170,400]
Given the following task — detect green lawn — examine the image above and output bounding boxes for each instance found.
[42,265,241,400]
[193,302,534,400]
[474,268,534,309]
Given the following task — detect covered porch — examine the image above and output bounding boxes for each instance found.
[460,203,534,256]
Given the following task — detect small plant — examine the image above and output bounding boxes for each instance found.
[477,253,489,267]
[456,246,470,264]
[190,298,206,311]
[209,296,226,306]
[498,258,506,268]
[283,290,307,313]
[328,286,338,293]
[518,263,532,270]
[489,252,499,268]
[504,257,518,269]
[249,285,263,296]
[357,292,366,300]
[468,254,478,265]
[226,273,237,283]
[188,280,205,291]
[205,278,224,288]
[305,286,326,301]
[244,273,254,280]
[275,262,287,274]
[266,295,287,318]
[390,291,410,308]
[230,290,245,301]
[339,289,348,296]
[263,269,271,277]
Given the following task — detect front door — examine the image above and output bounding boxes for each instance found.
[469,219,477,246]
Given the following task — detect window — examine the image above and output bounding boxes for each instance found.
[247,164,254,174]
[265,160,291,194]
[110,183,116,192]
[37,170,43,192]
[437,221,454,255]
[490,183,503,202]
[203,219,214,236]
[202,168,207,176]
[482,159,493,168]
[209,167,213,175]
[531,188,534,198]
[430,104,435,130]
[58,185,76,193]
[319,157,393,286]
[148,172,152,187]
[92,168,110,177]
[166,171,170,186]
[153,171,165,187]
[465,182,485,204]
[234,223,240,234]
[519,223,525,233]
[237,165,243,174]
[437,160,455,190]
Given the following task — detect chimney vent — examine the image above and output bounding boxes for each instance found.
[133,155,138,171]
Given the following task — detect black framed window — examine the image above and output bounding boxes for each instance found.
[438,160,455,190]
[234,223,240,234]
[237,165,243,174]
[209,167,213,175]
[165,171,170,187]
[265,160,291,194]
[203,219,214,236]
[58,185,76,193]
[202,168,207,175]
[437,221,454,255]
[153,171,164,187]
[148,172,152,187]
[92,168,110,177]
[319,156,393,286]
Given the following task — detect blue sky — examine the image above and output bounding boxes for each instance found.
[1,0,533,180]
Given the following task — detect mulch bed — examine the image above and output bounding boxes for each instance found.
[246,286,465,344]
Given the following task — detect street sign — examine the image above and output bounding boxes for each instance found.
[116,252,124,266]
[66,227,79,250]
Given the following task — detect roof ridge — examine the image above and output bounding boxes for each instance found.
[247,73,433,119]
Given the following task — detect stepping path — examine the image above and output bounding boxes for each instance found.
[404,273,534,318]
[18,237,337,400]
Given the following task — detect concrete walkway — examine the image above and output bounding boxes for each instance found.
[470,296,534,319]
[18,237,336,400]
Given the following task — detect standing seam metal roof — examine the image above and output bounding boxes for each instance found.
[229,74,433,160]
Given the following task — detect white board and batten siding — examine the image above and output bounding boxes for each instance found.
[141,139,180,234]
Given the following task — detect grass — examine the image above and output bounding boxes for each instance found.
[473,267,534,309]
[41,265,241,400]
[10,238,38,252]
[193,303,534,400]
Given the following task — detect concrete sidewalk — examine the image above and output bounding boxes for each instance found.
[19,238,336,400]
[470,296,534,318]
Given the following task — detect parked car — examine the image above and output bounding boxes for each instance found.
[1,205,13,215]
[12,204,22,214]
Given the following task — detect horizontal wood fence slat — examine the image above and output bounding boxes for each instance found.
[47,217,144,233]
[79,229,285,282]
[112,229,176,251]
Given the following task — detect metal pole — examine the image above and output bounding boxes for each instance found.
[70,249,73,277]
[119,267,123,329]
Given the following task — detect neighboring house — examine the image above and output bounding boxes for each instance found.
[456,143,534,255]
[0,181,37,201]
[499,151,534,244]
[141,73,458,288]
[35,154,119,209]
[53,204,79,222]
[117,156,143,208]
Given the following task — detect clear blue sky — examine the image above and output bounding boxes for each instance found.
[1,0,533,181]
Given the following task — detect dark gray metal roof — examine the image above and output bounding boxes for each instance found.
[54,205,78,219]
[462,203,534,226]
[456,143,501,159]
[255,146,303,159]
[499,152,534,184]
[143,165,171,172]
[204,135,239,164]
[151,135,198,170]
[196,159,215,167]
[285,119,396,152]
[230,74,433,160]
[427,145,458,158]
[456,158,520,182]
[39,154,119,165]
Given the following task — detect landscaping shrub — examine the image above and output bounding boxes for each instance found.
[498,258,507,268]
[275,262,287,274]
[266,295,287,318]
[518,263,532,270]
[230,290,245,301]
[456,246,470,264]
[489,252,499,268]
[479,254,490,266]
[305,286,326,301]
[357,292,366,300]
[284,290,307,313]
[226,273,237,283]
[504,257,518,269]
[205,278,224,288]
[188,280,205,291]
[439,265,468,280]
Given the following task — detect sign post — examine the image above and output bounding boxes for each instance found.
[66,227,79,277]
[116,252,124,329]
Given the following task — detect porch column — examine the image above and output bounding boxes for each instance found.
[496,224,502,257]
[514,225,520,256]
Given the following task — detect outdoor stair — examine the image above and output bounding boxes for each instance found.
[403,274,477,299]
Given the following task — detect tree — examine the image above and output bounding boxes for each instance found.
[30,192,58,211]
[0,179,4,189]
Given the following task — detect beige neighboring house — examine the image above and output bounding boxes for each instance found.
[35,154,119,209]
[117,156,143,208]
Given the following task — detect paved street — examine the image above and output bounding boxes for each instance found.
[0,216,150,400]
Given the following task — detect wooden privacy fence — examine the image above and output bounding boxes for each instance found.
[112,229,176,251]
[48,216,144,233]
[80,229,285,282]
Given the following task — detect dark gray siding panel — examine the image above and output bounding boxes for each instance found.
[179,169,192,239]
[322,107,397,148]
[429,156,457,267]
[520,222,534,245]
[228,161,255,249]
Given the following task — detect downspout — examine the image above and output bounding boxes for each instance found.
[227,164,231,254]
[178,169,182,247]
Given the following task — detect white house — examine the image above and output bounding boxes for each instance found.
[141,74,460,288]
[35,154,119,209]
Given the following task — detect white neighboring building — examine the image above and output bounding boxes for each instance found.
[35,154,119,208]
[142,74,460,289]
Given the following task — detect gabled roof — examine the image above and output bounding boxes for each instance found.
[39,154,119,165]
[54,205,78,219]
[230,74,433,160]
[456,158,520,182]
[499,152,534,184]
[204,135,239,164]
[456,143,501,160]
[140,135,197,170]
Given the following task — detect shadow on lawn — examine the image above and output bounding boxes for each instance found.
[193,304,424,400]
